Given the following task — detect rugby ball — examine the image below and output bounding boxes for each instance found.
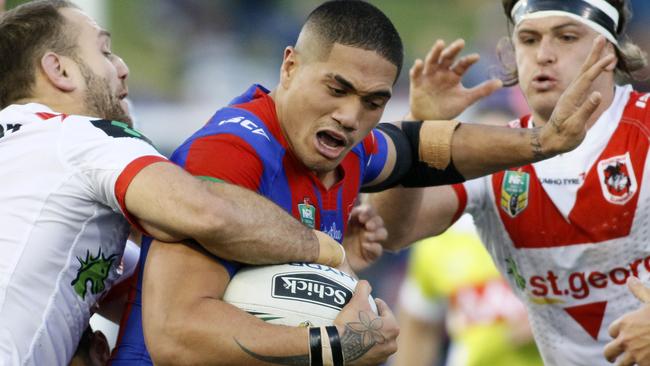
[223,262,377,326]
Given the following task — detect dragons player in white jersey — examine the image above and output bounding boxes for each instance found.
[370,0,650,365]
[0,1,351,364]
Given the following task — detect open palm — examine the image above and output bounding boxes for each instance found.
[409,39,502,121]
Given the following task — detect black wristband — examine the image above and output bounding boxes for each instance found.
[309,327,323,366]
[326,326,344,366]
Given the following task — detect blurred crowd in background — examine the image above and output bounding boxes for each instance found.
[4,0,648,364]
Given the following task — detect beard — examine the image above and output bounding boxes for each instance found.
[77,61,132,126]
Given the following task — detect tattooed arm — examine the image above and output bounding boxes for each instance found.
[142,239,398,365]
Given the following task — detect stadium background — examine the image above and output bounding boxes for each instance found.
[5,0,649,364]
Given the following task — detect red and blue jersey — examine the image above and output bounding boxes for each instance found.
[111,84,389,364]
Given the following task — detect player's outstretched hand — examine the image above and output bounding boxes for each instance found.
[538,36,617,157]
[343,204,388,273]
[604,277,650,366]
[334,280,398,365]
[408,39,503,121]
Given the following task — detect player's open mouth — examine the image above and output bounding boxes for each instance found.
[315,130,347,159]
[532,74,557,91]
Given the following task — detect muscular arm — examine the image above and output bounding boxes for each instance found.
[125,162,341,265]
[142,240,309,365]
[368,185,459,251]
[365,36,612,191]
[143,240,398,365]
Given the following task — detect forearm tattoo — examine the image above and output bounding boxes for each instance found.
[234,338,310,366]
[234,311,387,365]
[530,128,545,161]
[341,311,386,363]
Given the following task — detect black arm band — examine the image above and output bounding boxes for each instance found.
[362,122,465,192]
[401,121,465,186]
[325,326,344,366]
[309,327,323,366]
[361,123,413,193]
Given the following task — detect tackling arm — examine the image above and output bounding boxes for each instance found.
[124,162,343,266]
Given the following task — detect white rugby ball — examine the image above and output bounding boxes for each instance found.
[223,262,377,327]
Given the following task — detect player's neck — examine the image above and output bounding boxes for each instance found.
[531,85,617,130]
[15,94,87,117]
[316,169,343,189]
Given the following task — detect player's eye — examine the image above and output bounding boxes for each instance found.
[328,86,346,96]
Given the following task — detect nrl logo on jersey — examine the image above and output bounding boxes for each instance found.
[298,198,316,229]
[597,152,637,205]
[500,170,530,218]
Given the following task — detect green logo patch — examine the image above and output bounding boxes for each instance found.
[71,248,117,300]
[500,170,530,217]
[298,200,316,229]
[90,119,154,146]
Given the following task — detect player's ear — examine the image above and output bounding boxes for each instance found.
[280,46,299,89]
[40,51,77,92]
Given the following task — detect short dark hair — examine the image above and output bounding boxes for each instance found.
[303,0,404,81]
[0,0,80,108]
[498,0,647,84]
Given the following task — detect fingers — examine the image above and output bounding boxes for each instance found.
[374,297,392,317]
[361,242,383,261]
[627,276,650,303]
[410,59,424,82]
[604,338,625,363]
[609,316,622,338]
[466,79,504,103]
[559,37,614,110]
[566,91,602,128]
[615,353,635,366]
[350,280,372,308]
[422,39,467,75]
[450,53,480,76]
[422,40,445,76]
[579,36,607,75]
[438,39,466,70]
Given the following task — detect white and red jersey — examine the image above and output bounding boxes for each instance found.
[453,85,650,365]
[0,103,166,365]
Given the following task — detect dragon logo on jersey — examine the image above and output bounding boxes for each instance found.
[71,248,117,300]
[500,170,530,217]
[597,153,637,205]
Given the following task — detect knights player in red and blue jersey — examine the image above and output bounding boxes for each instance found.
[111,1,613,364]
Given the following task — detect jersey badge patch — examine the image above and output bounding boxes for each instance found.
[500,170,530,218]
[71,248,118,300]
[298,198,316,229]
[90,119,154,146]
[597,152,637,205]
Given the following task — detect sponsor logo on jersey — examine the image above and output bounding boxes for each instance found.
[597,153,637,205]
[298,198,316,229]
[70,248,117,300]
[323,222,343,241]
[272,272,352,310]
[508,255,650,339]
[217,116,270,141]
[500,170,530,217]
